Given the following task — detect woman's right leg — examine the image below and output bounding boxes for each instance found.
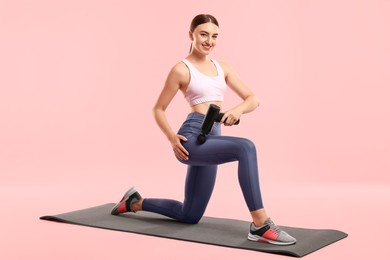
[141,164,217,224]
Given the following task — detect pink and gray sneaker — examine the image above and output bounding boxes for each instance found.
[248,218,297,245]
[111,187,142,215]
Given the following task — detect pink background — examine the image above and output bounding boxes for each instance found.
[1,0,389,259]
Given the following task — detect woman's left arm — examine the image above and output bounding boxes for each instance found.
[220,62,260,126]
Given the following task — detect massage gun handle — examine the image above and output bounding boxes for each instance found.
[216,113,240,125]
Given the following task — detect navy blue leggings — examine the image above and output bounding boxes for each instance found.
[142,112,263,224]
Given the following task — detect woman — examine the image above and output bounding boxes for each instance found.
[111,14,296,246]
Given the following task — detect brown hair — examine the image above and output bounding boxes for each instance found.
[189,14,219,53]
[190,14,219,33]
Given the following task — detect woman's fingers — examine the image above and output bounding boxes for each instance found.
[176,149,189,160]
[177,134,188,142]
[225,116,233,126]
[174,145,189,160]
[221,113,239,126]
[172,134,189,160]
[177,135,189,156]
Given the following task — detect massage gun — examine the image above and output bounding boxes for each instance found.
[197,104,240,144]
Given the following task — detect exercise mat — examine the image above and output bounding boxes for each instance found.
[40,203,347,257]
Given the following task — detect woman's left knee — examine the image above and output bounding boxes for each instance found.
[240,138,257,153]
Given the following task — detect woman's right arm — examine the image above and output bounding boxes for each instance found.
[152,64,190,161]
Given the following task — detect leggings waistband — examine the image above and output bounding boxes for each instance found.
[186,112,206,120]
[179,112,221,137]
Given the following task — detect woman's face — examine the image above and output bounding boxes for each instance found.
[190,22,219,55]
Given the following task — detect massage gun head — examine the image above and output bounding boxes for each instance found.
[197,134,207,144]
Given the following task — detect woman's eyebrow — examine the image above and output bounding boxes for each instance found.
[200,30,219,36]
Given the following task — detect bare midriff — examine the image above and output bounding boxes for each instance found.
[190,101,223,115]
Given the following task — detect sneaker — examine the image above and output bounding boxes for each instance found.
[111,187,142,215]
[247,218,297,245]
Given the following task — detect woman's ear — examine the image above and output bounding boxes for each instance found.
[188,31,193,41]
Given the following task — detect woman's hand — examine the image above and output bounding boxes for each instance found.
[220,109,242,126]
[169,134,189,160]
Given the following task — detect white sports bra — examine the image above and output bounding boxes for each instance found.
[182,58,227,106]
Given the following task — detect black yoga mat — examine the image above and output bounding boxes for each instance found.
[40,203,347,257]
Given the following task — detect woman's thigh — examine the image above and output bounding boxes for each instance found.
[179,135,256,166]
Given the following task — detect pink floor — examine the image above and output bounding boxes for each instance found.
[2,179,389,260]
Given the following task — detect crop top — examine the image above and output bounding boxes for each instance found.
[182,58,227,106]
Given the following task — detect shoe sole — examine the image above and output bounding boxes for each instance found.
[248,233,296,246]
[111,187,137,215]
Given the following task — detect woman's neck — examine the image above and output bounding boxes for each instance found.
[187,51,209,63]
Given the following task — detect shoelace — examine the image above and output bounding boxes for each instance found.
[267,219,281,233]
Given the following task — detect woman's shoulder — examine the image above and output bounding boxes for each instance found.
[214,60,231,71]
[168,60,189,76]
[212,59,232,78]
[165,60,190,84]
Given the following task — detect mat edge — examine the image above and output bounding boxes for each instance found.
[39,215,302,257]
